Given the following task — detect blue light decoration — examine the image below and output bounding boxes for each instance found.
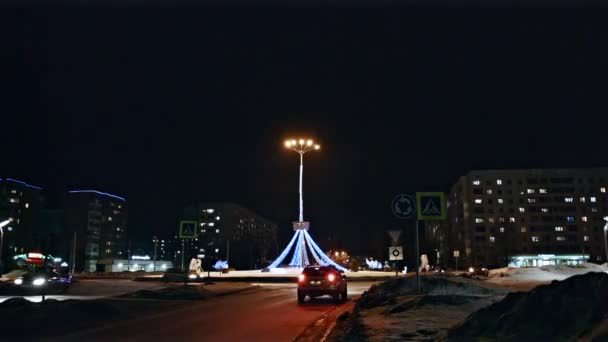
[267,230,301,269]
[68,190,126,202]
[5,178,43,190]
[213,260,229,270]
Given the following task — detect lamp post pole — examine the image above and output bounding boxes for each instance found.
[0,219,11,276]
[284,138,320,224]
[603,217,608,264]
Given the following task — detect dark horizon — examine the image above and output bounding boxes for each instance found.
[4,4,608,255]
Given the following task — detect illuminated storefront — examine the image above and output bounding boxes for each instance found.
[508,254,589,267]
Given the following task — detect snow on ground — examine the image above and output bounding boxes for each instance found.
[487,262,608,291]
[141,268,399,279]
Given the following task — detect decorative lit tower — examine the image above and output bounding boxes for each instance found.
[266,138,347,272]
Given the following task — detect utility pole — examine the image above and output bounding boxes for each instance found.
[70,232,77,276]
[127,240,131,272]
[153,236,159,272]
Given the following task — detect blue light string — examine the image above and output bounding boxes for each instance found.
[304,230,348,272]
[267,229,300,269]
[289,231,303,267]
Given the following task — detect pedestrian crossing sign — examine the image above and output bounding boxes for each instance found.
[416,192,446,220]
[179,220,198,239]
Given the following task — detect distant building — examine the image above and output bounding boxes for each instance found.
[181,202,278,270]
[64,190,128,272]
[447,168,608,268]
[0,178,45,258]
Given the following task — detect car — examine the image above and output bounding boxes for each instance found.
[297,265,347,304]
[10,270,71,294]
[162,268,193,282]
[467,266,489,277]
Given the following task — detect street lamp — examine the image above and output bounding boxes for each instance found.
[284,138,320,223]
[603,217,608,264]
[0,218,12,275]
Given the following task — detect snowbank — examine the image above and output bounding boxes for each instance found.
[487,263,608,291]
[449,272,608,341]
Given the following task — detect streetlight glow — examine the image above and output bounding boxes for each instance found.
[299,139,305,145]
[306,139,313,146]
[284,140,291,148]
[314,145,320,150]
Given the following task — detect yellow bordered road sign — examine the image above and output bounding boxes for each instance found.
[179,220,198,239]
[416,192,446,220]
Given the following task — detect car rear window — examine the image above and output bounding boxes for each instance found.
[303,267,333,276]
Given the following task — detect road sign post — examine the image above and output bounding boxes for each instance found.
[414,192,447,294]
[390,194,415,282]
[453,250,460,271]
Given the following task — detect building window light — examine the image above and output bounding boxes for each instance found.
[519,207,525,213]
[521,227,527,233]
[475,199,483,204]
[215,229,220,233]
[214,248,219,253]
[475,218,484,223]
[499,227,505,233]
[496,179,502,185]
[490,236,496,243]
[509,217,515,223]
[528,198,536,203]
[590,197,597,203]
[25,203,29,208]
[532,236,539,242]
[541,208,549,213]
[539,188,547,194]
[206,209,214,213]
[601,187,606,193]
[498,198,504,204]
[216,216,220,220]
[527,189,535,194]
[473,180,480,185]
[564,197,573,203]
[108,216,113,221]
[580,197,586,203]
[566,216,575,222]
[208,222,215,227]
[556,236,566,241]
[499,217,506,223]
[488,218,495,223]
[486,189,493,195]
[555,226,564,231]
[582,216,588,222]
[584,235,589,242]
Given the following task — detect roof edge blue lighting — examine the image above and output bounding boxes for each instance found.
[5,178,43,190]
[68,190,126,202]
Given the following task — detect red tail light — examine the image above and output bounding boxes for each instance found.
[298,274,306,282]
[327,273,336,282]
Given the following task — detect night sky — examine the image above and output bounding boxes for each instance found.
[3,2,608,256]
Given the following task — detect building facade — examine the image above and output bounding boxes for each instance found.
[64,190,128,272]
[0,178,45,260]
[181,202,278,270]
[447,168,608,268]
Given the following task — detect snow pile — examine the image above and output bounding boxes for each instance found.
[328,275,506,341]
[449,272,608,341]
[118,285,213,300]
[488,263,608,290]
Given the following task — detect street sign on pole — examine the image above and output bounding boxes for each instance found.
[389,246,404,261]
[179,220,197,239]
[416,192,447,221]
[387,230,402,245]
[391,194,416,220]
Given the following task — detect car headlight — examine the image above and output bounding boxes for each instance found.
[188,274,197,279]
[14,278,23,285]
[468,267,474,273]
[32,278,46,286]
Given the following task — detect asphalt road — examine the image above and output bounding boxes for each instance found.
[55,281,376,342]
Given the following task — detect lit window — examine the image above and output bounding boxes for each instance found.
[499,227,505,233]
[591,197,597,203]
[564,197,573,203]
[521,227,527,233]
[475,199,483,204]
[557,236,566,241]
[519,207,525,213]
[509,217,515,223]
[25,203,29,208]
[539,188,547,194]
[216,216,220,221]
[584,235,589,242]
[108,216,113,221]
[486,189,493,194]
[488,218,495,223]
[592,208,598,213]
[10,189,16,194]
[532,236,539,242]
[580,197,586,203]
[206,209,214,213]
[566,216,575,222]
[541,208,549,213]
[200,222,206,226]
[499,217,506,223]
[475,218,484,223]
[527,189,535,194]
[9,198,16,203]
[473,180,480,185]
[582,216,588,222]
[555,226,564,231]
[214,248,219,253]
[215,229,220,233]
[490,236,496,243]
[498,198,504,204]
[208,222,215,227]
[528,198,536,203]
[601,187,606,193]
[496,179,502,185]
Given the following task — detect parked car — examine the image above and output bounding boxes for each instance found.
[468,266,489,277]
[10,270,71,294]
[297,265,347,304]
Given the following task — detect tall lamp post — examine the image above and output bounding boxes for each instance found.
[603,217,608,264]
[152,236,159,272]
[0,218,12,276]
[284,139,320,224]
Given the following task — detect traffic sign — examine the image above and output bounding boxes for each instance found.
[389,246,404,260]
[416,192,446,220]
[453,250,460,257]
[179,220,197,239]
[391,194,416,220]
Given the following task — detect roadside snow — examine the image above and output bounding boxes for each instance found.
[487,263,608,291]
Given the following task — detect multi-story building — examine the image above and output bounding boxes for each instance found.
[447,168,608,268]
[181,202,278,270]
[64,190,128,272]
[0,178,45,259]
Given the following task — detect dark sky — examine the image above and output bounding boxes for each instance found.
[3,2,608,255]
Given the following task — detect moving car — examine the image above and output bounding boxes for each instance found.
[468,266,489,277]
[11,270,71,294]
[297,265,347,304]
